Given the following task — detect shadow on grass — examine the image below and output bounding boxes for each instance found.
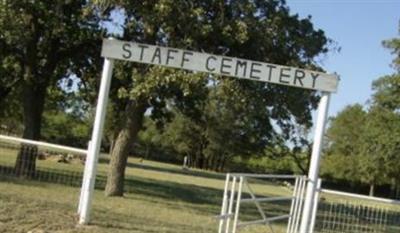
[0,164,222,206]
[124,176,222,205]
[98,157,226,181]
[127,162,226,180]
[0,163,301,223]
[0,163,293,212]
[92,207,215,233]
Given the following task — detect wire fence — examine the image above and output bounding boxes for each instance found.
[0,135,88,187]
[314,190,400,233]
[2,134,400,233]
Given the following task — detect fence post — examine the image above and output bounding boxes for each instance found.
[225,176,237,233]
[300,92,330,233]
[232,176,243,233]
[287,177,300,233]
[219,173,231,233]
[79,57,114,224]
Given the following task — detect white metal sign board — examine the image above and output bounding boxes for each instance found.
[101,39,338,92]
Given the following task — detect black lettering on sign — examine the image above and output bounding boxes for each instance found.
[206,56,217,71]
[151,47,162,64]
[311,73,319,88]
[122,43,132,59]
[279,67,291,84]
[265,64,276,81]
[235,60,247,77]
[294,69,305,86]
[221,58,232,75]
[166,49,178,65]
[250,62,261,79]
[138,44,149,61]
[181,51,193,67]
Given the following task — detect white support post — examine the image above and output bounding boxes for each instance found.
[78,141,92,214]
[299,92,330,233]
[309,179,322,233]
[79,57,114,224]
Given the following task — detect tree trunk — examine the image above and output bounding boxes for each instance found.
[369,184,375,197]
[211,154,218,171]
[209,154,218,171]
[109,138,115,154]
[14,80,46,178]
[390,178,396,198]
[203,155,209,170]
[197,154,204,169]
[214,154,223,171]
[187,154,193,168]
[0,86,11,103]
[105,100,147,196]
[218,155,227,172]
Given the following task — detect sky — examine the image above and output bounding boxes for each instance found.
[286,0,400,117]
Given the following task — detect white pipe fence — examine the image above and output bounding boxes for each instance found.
[0,134,89,210]
[217,173,308,233]
[0,134,87,155]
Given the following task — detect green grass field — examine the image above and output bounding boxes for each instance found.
[0,146,292,233]
[1,145,400,233]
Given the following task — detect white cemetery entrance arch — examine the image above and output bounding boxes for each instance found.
[78,38,339,233]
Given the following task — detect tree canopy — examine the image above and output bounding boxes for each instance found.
[98,0,333,196]
[0,1,104,176]
[323,29,400,196]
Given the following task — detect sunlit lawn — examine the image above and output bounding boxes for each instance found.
[2,145,399,233]
[0,147,290,233]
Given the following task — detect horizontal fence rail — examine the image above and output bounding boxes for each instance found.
[321,189,400,205]
[0,135,91,188]
[0,135,87,155]
[240,196,294,203]
[230,173,302,179]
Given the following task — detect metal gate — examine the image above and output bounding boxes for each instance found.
[217,173,309,233]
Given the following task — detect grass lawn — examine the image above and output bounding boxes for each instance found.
[1,145,399,233]
[0,147,291,233]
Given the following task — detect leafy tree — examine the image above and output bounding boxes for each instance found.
[159,112,204,165]
[157,79,276,171]
[322,104,367,184]
[326,104,367,156]
[358,106,400,196]
[41,110,90,148]
[382,34,400,70]
[0,1,103,177]
[322,103,400,196]
[105,66,206,195]
[362,30,400,196]
[0,89,23,135]
[100,0,332,196]
[323,29,400,196]
[371,74,400,112]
